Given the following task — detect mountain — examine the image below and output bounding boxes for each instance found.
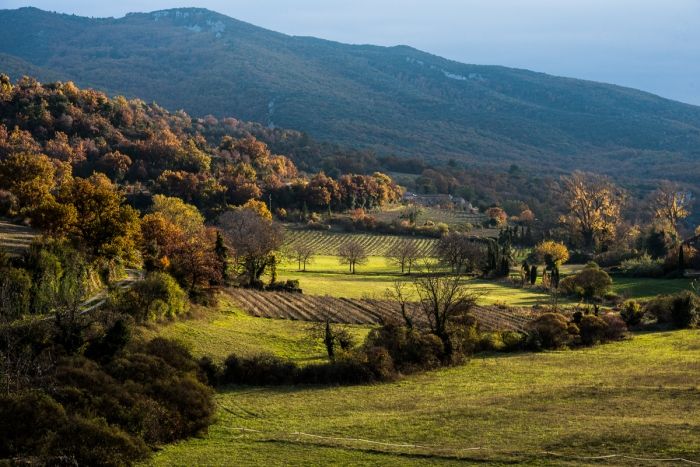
[1,7,700,181]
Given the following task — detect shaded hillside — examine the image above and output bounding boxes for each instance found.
[1,7,700,180]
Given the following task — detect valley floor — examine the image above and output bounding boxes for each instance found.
[149,329,700,466]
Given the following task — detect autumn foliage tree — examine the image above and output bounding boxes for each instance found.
[560,171,625,249]
[219,206,284,287]
[57,173,141,262]
[651,181,691,234]
[141,195,222,290]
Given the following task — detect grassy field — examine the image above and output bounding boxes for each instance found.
[0,219,37,255]
[277,255,557,306]
[150,329,700,466]
[278,256,694,305]
[612,276,694,300]
[139,293,372,364]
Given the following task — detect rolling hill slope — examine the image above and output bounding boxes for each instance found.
[1,7,700,179]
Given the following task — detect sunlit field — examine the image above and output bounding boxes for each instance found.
[150,330,700,466]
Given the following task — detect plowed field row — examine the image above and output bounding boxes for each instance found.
[284,229,438,256]
[226,288,532,332]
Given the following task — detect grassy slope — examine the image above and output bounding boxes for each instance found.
[150,330,700,466]
[139,293,371,364]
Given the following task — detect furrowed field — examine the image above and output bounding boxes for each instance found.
[284,229,439,256]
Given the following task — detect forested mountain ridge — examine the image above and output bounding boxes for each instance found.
[1,7,700,181]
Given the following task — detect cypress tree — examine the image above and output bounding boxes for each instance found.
[215,231,229,283]
[530,265,538,285]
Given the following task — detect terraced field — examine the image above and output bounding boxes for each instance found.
[0,219,37,254]
[284,228,438,256]
[226,288,533,332]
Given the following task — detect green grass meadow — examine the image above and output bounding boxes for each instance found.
[277,255,558,306]
[141,293,371,364]
[146,251,699,466]
[150,330,700,466]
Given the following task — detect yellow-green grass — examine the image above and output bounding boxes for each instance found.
[279,256,693,305]
[612,277,694,300]
[150,330,700,466]
[278,255,561,306]
[139,293,371,364]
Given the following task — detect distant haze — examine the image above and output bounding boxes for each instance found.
[4,0,700,105]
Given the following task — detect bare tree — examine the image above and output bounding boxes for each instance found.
[384,279,416,329]
[436,233,486,274]
[338,240,368,274]
[651,181,691,233]
[414,266,479,360]
[292,244,315,272]
[387,240,420,274]
[219,208,284,287]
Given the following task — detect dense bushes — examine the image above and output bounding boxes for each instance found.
[526,311,628,349]
[109,272,189,321]
[218,352,380,386]
[644,291,700,328]
[527,313,573,349]
[0,337,214,465]
[619,254,665,278]
[364,324,444,373]
[670,291,700,329]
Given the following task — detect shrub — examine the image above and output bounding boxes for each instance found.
[110,272,189,321]
[594,249,637,268]
[526,313,571,349]
[364,346,396,381]
[223,354,298,385]
[620,254,665,278]
[671,291,700,329]
[1,336,214,465]
[601,314,628,341]
[620,300,644,326]
[0,266,32,318]
[499,331,527,352]
[645,295,675,323]
[559,263,612,300]
[364,324,443,372]
[579,315,608,345]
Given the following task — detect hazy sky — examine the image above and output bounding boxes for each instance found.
[5,0,700,105]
